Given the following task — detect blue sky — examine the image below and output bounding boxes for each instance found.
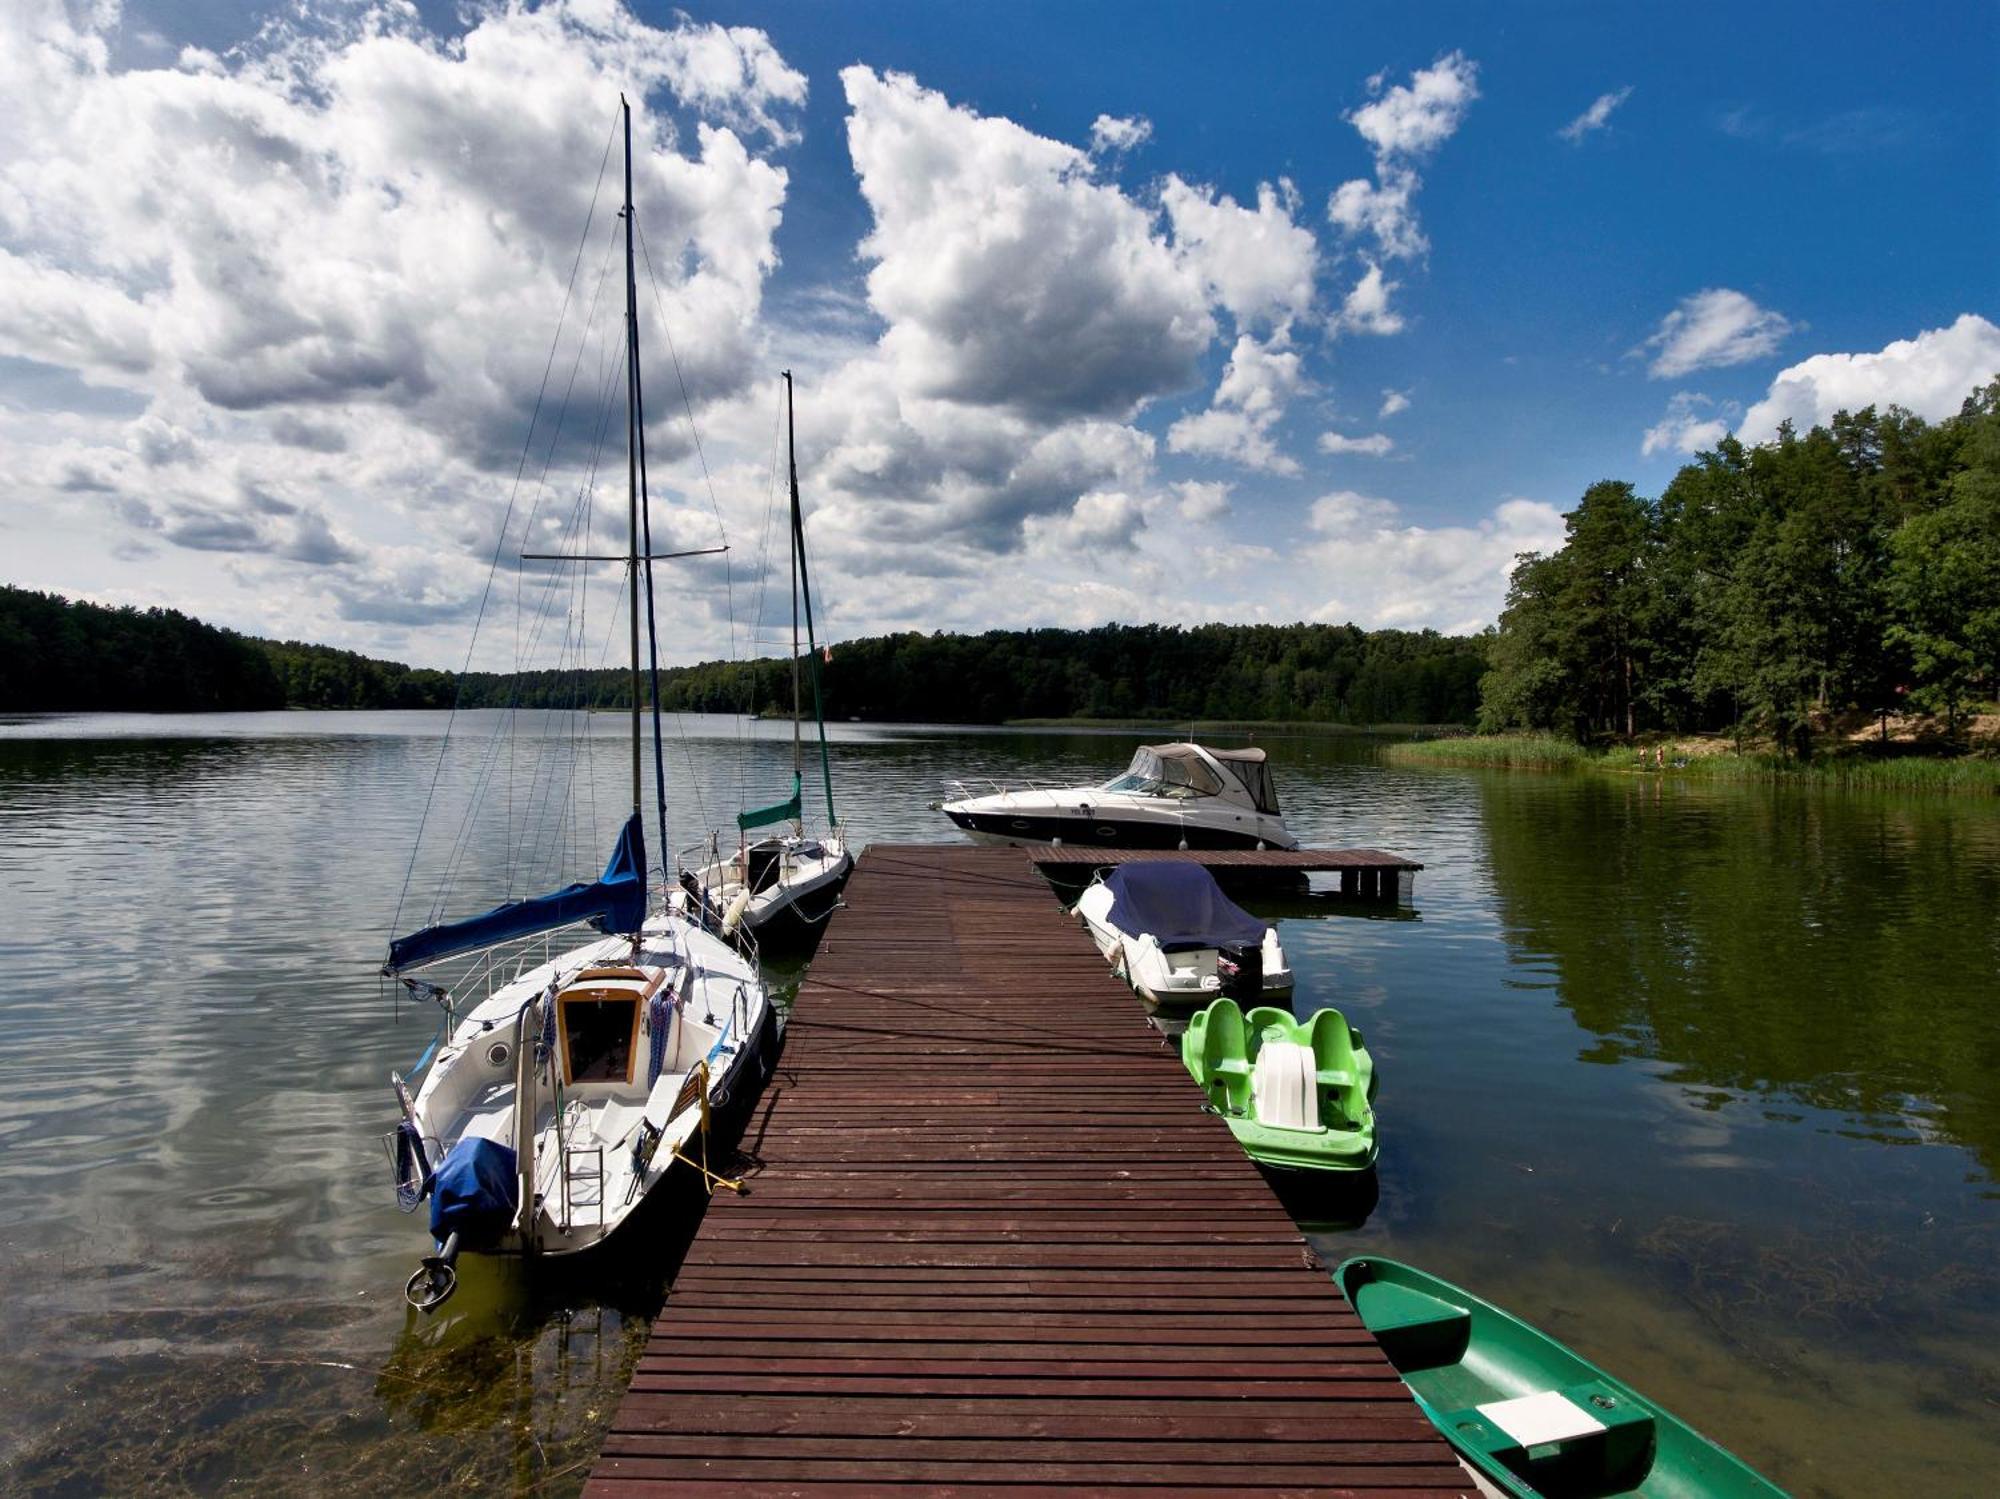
[4,0,1994,666]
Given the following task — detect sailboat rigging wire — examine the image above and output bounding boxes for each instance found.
[634,216,735,663]
[738,381,788,811]
[634,215,734,842]
[433,283,626,919]
[389,105,620,953]
[501,217,628,897]
[512,344,625,896]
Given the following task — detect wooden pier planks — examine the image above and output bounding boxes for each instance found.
[587,843,1467,1497]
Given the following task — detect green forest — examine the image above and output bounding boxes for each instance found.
[0,591,1487,725]
[1479,384,2000,752]
[0,588,286,712]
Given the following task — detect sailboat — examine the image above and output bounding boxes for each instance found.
[380,98,771,1311]
[677,371,853,948]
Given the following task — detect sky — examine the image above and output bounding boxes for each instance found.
[2,0,1995,670]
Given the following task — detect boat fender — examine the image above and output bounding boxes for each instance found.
[1177,838,1189,851]
[721,888,752,934]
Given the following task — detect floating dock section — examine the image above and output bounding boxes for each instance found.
[588,843,1464,1496]
[1028,843,1422,900]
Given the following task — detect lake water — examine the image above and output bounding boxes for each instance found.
[0,711,1994,1496]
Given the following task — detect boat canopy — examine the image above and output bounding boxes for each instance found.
[1103,743,1281,816]
[385,812,647,974]
[1101,862,1269,954]
[1206,746,1281,815]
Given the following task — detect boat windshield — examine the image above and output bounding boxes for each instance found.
[1101,746,1224,800]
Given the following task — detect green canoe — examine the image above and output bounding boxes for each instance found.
[1336,1256,1787,1498]
[1181,998,1377,1171]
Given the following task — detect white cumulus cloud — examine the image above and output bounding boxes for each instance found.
[1173,479,1233,522]
[1326,51,1477,336]
[1335,261,1405,336]
[1300,491,1566,633]
[1089,113,1152,156]
[0,0,807,654]
[1161,176,1319,331]
[1641,392,1734,457]
[1346,51,1482,159]
[1559,87,1633,143]
[1379,388,1411,418]
[1167,334,1303,474]
[1736,314,2000,444]
[1318,431,1395,457]
[1640,288,1794,378]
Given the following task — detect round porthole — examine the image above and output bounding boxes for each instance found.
[486,1041,511,1068]
[1010,819,1031,830]
[1096,827,1118,839]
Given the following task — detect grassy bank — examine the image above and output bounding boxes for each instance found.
[1385,734,2000,794]
[1381,734,1596,769]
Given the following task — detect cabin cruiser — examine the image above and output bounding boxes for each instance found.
[1074,862,1294,1011]
[941,742,1299,850]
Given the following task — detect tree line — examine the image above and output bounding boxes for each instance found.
[0,588,1487,725]
[1479,384,2000,752]
[628,623,1485,725]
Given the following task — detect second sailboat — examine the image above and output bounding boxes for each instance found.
[679,372,853,949]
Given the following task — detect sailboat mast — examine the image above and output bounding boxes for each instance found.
[785,371,802,785]
[788,378,837,829]
[621,97,642,819]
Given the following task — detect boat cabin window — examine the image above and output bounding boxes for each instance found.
[1103,746,1224,799]
[559,993,641,1085]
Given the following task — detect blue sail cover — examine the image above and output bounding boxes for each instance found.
[1102,862,1269,953]
[386,812,647,973]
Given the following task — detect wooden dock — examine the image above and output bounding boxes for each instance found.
[1028,843,1422,899]
[587,843,1466,1497]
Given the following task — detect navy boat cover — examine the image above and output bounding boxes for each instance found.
[428,1135,519,1247]
[1101,862,1269,953]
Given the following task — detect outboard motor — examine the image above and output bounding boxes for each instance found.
[1217,939,1264,999]
[406,1136,519,1311]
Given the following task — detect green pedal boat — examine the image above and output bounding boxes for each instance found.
[1181,998,1377,1171]
[1337,1257,1787,1498]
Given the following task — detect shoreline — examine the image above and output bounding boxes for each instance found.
[1384,733,2000,794]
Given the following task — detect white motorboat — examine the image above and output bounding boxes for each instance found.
[942,742,1299,850]
[678,372,852,947]
[380,99,770,1309]
[1073,861,1293,1011]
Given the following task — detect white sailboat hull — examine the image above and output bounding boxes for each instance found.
[683,834,853,942]
[400,910,766,1260]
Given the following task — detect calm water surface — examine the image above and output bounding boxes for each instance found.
[0,712,1995,1495]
